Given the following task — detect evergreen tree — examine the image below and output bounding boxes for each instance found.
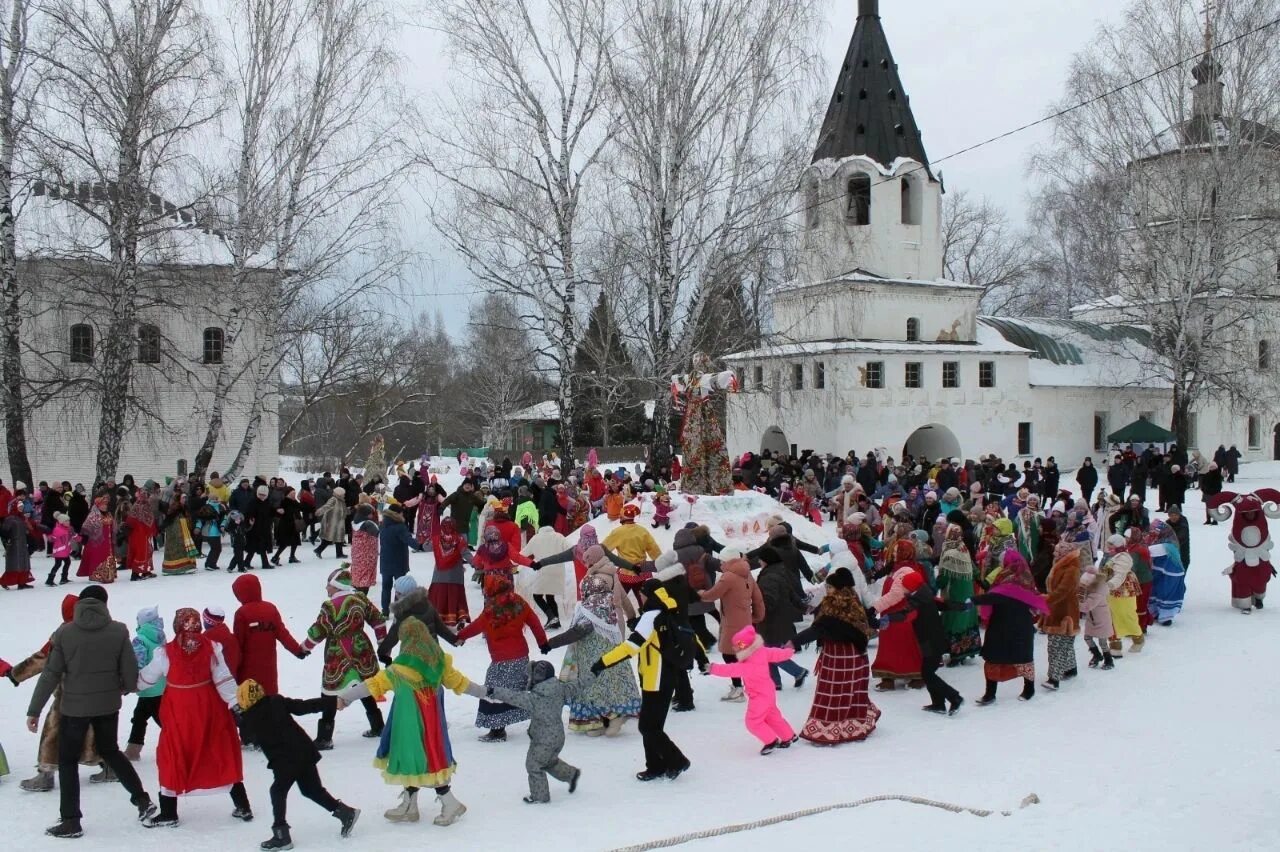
[573,292,644,446]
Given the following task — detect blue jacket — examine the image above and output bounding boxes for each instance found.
[378,512,421,578]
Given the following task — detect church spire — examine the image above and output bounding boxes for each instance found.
[1191,0,1223,117]
[811,0,933,177]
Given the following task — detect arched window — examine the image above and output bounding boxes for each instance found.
[1260,340,1271,370]
[900,176,916,224]
[137,323,161,364]
[69,323,93,363]
[905,317,920,342]
[202,327,225,365]
[846,174,871,226]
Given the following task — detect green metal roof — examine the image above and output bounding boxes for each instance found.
[977,316,1151,366]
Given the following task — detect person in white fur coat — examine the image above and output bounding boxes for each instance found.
[522,527,570,629]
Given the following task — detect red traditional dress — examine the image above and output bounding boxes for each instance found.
[428,518,470,627]
[76,502,116,583]
[125,498,157,578]
[869,542,924,684]
[139,609,243,797]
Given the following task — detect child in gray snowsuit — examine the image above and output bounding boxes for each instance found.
[475,660,586,803]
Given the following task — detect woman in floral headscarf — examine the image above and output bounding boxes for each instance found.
[76,492,116,583]
[338,616,479,827]
[428,517,471,628]
[972,550,1048,705]
[468,524,531,587]
[455,576,547,742]
[543,545,640,736]
[136,607,250,827]
[869,539,925,691]
[935,524,980,665]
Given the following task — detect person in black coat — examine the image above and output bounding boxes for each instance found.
[1041,458,1061,501]
[245,486,276,570]
[1129,460,1149,504]
[754,549,811,689]
[1199,463,1224,524]
[1106,456,1129,499]
[1165,505,1191,568]
[1076,458,1099,505]
[879,576,964,715]
[747,525,819,598]
[234,680,358,849]
[271,490,303,565]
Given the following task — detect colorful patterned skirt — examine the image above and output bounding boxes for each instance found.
[162,518,198,575]
[375,686,456,788]
[475,657,531,729]
[561,629,640,732]
[800,642,880,745]
[985,661,1035,682]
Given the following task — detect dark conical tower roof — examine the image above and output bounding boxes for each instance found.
[811,0,933,177]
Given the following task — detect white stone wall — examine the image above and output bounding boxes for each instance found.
[0,259,279,484]
[771,279,980,345]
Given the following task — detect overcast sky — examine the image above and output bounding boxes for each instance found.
[396,1,1135,326]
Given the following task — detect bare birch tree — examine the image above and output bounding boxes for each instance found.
[220,0,411,478]
[0,0,37,485]
[35,0,222,480]
[1036,0,1280,444]
[940,190,1037,315]
[417,0,615,463]
[601,0,821,465]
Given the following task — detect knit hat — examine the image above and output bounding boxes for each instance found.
[393,574,419,597]
[1106,534,1126,549]
[719,545,746,562]
[202,605,226,630]
[79,584,108,603]
[848,512,866,526]
[993,518,1014,536]
[1166,504,1182,515]
[326,567,354,592]
[943,487,961,502]
[236,679,265,712]
[901,571,926,593]
[136,605,162,630]
[332,487,346,498]
[529,660,556,686]
[54,512,69,523]
[256,485,268,498]
[731,624,759,650]
[61,594,79,623]
[621,504,640,522]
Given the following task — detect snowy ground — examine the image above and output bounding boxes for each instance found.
[3,465,1279,851]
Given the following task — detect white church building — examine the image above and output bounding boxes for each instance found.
[724,0,1280,466]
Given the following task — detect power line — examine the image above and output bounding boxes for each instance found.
[408,13,1280,302]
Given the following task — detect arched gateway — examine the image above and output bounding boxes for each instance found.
[903,423,961,462]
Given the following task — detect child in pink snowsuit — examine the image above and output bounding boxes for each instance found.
[651,492,673,530]
[709,625,798,754]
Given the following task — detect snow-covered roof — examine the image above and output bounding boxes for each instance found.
[775,268,981,295]
[508,401,559,422]
[977,316,1158,388]
[1142,114,1280,159]
[16,180,237,268]
[724,324,1028,361]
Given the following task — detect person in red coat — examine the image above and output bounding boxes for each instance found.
[231,574,306,696]
[137,608,251,827]
[202,606,241,679]
[455,576,547,742]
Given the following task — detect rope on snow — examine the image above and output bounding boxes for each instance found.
[609,792,1042,852]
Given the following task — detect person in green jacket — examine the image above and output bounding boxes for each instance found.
[125,606,166,761]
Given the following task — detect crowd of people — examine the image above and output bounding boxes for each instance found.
[0,438,1255,847]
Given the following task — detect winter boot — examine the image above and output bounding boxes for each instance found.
[603,716,627,737]
[125,743,143,762]
[132,793,158,822]
[45,819,83,839]
[260,825,293,850]
[1062,667,1079,680]
[1018,679,1035,701]
[433,790,466,826]
[1129,635,1144,653]
[383,790,419,823]
[478,728,506,743]
[721,686,745,702]
[1102,652,1115,670]
[333,804,360,837]
[89,763,117,784]
[664,757,691,780]
[922,703,947,714]
[1108,638,1123,658]
[1087,645,1104,668]
[1042,678,1059,691]
[976,680,998,706]
[44,569,57,587]
[232,806,254,822]
[759,739,781,756]
[1254,595,1265,610]
[568,768,581,793]
[314,718,335,751]
[874,678,896,692]
[947,696,964,716]
[20,769,55,792]
[793,669,809,689]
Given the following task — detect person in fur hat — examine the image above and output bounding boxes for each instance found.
[698,547,765,702]
[468,660,588,803]
[708,626,798,754]
[234,679,359,850]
